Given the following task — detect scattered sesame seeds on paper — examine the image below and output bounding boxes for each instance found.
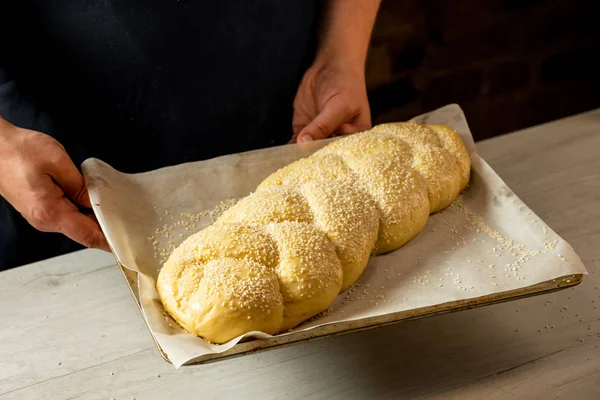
[82,104,587,368]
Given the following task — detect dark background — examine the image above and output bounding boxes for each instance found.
[365,0,600,141]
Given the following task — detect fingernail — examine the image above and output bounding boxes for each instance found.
[299,134,313,143]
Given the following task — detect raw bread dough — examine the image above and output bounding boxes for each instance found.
[157,122,471,343]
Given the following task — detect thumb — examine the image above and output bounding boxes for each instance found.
[297,96,354,143]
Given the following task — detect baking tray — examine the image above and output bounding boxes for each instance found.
[85,104,588,367]
[118,265,582,365]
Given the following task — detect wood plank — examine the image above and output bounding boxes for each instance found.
[5,286,600,399]
[0,250,154,395]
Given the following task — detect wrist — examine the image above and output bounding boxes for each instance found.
[0,115,12,144]
[312,46,367,78]
[0,115,9,130]
[314,49,366,73]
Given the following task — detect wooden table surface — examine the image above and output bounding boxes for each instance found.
[1,110,600,400]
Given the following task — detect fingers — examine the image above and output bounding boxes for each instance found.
[288,132,300,144]
[32,140,106,249]
[27,195,110,251]
[337,109,372,136]
[296,95,355,143]
[295,96,373,144]
[45,149,92,209]
[58,206,111,252]
[0,125,109,251]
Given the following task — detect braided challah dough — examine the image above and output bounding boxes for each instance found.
[157,122,470,343]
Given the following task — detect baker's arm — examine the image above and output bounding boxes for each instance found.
[0,70,109,253]
[315,0,382,69]
[292,0,381,143]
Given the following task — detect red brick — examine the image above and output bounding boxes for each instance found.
[463,84,600,140]
[483,61,530,96]
[461,95,525,140]
[366,44,393,89]
[368,77,420,116]
[425,21,529,69]
[525,85,600,125]
[502,0,548,11]
[540,47,600,83]
[364,0,600,142]
[371,0,427,41]
[389,38,428,75]
[422,0,504,34]
[372,101,425,125]
[528,2,600,51]
[423,69,484,109]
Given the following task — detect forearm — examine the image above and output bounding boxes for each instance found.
[314,0,381,68]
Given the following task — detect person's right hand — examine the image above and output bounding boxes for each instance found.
[0,117,110,251]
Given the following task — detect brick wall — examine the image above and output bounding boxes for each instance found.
[366,0,600,141]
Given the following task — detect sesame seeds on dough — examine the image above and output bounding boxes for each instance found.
[427,124,471,189]
[217,186,312,225]
[266,221,343,330]
[339,151,430,254]
[167,223,279,269]
[156,122,471,344]
[257,152,355,190]
[183,257,284,343]
[301,179,380,291]
[372,123,463,213]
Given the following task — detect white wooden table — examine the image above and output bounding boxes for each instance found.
[2,110,600,399]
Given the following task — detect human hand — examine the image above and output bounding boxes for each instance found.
[0,117,110,251]
[291,59,372,144]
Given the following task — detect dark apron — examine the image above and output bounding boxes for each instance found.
[0,0,320,269]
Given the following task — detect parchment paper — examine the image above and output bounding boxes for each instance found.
[82,104,588,368]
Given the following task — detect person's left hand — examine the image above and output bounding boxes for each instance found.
[291,59,371,144]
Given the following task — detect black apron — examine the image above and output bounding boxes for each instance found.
[0,0,320,269]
